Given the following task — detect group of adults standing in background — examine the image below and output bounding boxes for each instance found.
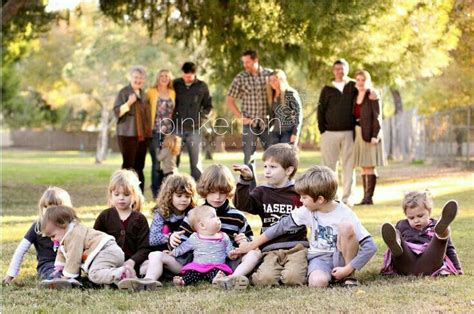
[113,49,385,205]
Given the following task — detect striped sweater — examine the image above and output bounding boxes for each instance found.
[177,200,253,246]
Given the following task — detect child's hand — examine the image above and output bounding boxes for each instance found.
[235,241,254,255]
[228,249,240,260]
[54,265,64,272]
[123,259,136,270]
[331,265,354,280]
[2,275,14,285]
[169,231,184,248]
[233,233,248,245]
[232,164,253,181]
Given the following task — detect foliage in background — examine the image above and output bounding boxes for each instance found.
[2,0,472,144]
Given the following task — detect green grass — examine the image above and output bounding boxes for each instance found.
[1,149,473,312]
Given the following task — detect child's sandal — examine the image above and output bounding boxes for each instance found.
[215,275,249,290]
[342,277,359,288]
[117,278,161,292]
[38,278,81,290]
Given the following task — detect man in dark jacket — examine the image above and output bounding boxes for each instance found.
[317,59,377,206]
[173,62,213,180]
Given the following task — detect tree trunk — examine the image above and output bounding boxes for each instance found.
[387,88,404,160]
[1,0,28,26]
[390,88,403,114]
[95,104,109,164]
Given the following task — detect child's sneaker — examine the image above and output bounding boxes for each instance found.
[38,278,81,290]
[434,200,458,238]
[381,223,403,257]
[215,275,249,290]
[117,278,162,292]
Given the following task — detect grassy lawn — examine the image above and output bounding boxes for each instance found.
[1,149,473,312]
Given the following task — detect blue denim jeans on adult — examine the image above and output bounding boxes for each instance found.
[149,131,165,198]
[177,131,202,181]
[269,129,295,146]
[242,124,270,188]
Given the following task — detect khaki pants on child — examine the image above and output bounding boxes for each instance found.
[87,240,125,285]
[251,244,307,286]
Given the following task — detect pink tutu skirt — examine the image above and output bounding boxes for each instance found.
[181,262,233,275]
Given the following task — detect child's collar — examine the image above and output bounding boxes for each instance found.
[261,180,295,189]
[59,221,77,245]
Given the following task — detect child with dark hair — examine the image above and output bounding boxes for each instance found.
[39,206,133,289]
[233,143,309,287]
[172,164,259,290]
[237,165,377,288]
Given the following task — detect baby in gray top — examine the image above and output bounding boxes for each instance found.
[172,205,239,286]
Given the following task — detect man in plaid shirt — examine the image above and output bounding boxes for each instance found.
[227,50,272,185]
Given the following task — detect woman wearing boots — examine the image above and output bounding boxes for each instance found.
[353,70,386,205]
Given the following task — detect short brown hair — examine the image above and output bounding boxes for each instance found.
[188,205,215,231]
[41,205,79,232]
[262,143,299,179]
[402,190,433,214]
[197,164,235,198]
[295,166,338,202]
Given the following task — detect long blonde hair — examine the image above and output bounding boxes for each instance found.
[267,69,291,106]
[154,174,197,219]
[163,134,182,156]
[108,169,145,212]
[354,70,373,90]
[37,187,73,234]
[155,69,174,90]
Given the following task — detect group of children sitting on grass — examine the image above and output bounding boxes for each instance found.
[3,144,463,291]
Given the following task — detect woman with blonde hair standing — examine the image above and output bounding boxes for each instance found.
[353,70,386,205]
[146,69,176,198]
[267,69,303,146]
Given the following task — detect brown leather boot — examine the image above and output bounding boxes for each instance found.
[365,174,377,205]
[355,174,369,206]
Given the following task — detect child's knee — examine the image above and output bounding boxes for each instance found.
[308,271,330,288]
[148,251,164,262]
[338,222,355,239]
[244,249,262,262]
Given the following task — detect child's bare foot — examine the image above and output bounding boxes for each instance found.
[381,223,403,257]
[435,200,458,238]
[173,276,185,287]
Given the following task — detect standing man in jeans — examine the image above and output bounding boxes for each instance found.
[173,62,213,181]
[227,50,272,186]
[317,59,377,206]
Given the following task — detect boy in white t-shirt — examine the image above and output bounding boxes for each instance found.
[236,165,377,287]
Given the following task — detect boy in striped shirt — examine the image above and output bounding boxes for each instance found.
[169,165,260,289]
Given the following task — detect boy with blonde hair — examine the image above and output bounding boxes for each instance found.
[237,165,377,287]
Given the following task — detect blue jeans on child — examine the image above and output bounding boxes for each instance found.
[38,261,56,280]
[149,131,165,198]
[176,131,202,181]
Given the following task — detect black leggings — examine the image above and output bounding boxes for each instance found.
[182,269,220,285]
[392,236,448,275]
[117,136,149,192]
